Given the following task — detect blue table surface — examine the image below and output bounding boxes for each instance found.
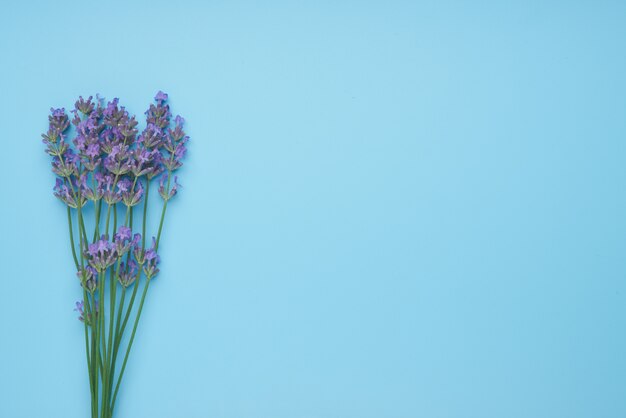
[1,1,625,417]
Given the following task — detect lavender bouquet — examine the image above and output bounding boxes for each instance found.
[42,92,188,418]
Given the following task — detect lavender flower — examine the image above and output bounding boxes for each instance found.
[80,173,104,202]
[154,91,168,104]
[48,108,70,138]
[73,111,102,171]
[75,95,95,115]
[86,236,119,272]
[146,91,171,129]
[102,98,138,147]
[168,115,187,142]
[132,233,145,264]
[115,225,132,241]
[74,301,86,322]
[130,146,161,178]
[158,173,180,201]
[162,142,187,171]
[104,144,132,175]
[100,128,119,154]
[143,238,160,279]
[53,178,84,208]
[120,115,139,140]
[74,300,97,325]
[162,114,188,172]
[114,226,133,255]
[42,108,71,157]
[118,260,138,287]
[101,174,122,205]
[51,149,79,178]
[117,178,144,207]
[77,266,98,293]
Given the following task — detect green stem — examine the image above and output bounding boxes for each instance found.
[86,296,97,418]
[110,279,151,411]
[104,204,112,238]
[111,176,170,412]
[116,271,141,347]
[75,198,97,417]
[109,206,133,398]
[100,266,109,418]
[93,200,102,242]
[156,171,171,249]
[91,282,102,416]
[67,207,79,269]
[142,179,149,249]
[156,201,167,249]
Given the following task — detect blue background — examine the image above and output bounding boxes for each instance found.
[1,1,626,417]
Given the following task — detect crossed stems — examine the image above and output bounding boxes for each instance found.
[64,159,173,418]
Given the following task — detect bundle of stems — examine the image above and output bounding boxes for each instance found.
[43,92,188,418]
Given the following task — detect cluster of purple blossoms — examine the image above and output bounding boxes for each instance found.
[86,226,134,272]
[74,300,98,326]
[118,260,138,287]
[142,238,160,279]
[84,225,159,280]
[77,266,98,293]
[43,91,188,211]
[43,91,186,319]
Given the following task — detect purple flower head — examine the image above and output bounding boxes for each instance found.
[145,237,158,261]
[102,98,120,120]
[75,96,95,115]
[73,111,102,166]
[81,144,102,172]
[99,174,121,204]
[77,266,98,293]
[114,225,133,255]
[102,98,138,143]
[158,173,181,201]
[115,225,132,242]
[86,143,100,159]
[118,178,144,207]
[42,108,71,152]
[146,92,171,129]
[42,134,69,156]
[167,115,188,142]
[162,142,186,172]
[51,150,79,178]
[131,233,144,263]
[118,260,138,287]
[130,146,161,178]
[147,159,164,180]
[143,237,160,279]
[104,144,132,176]
[137,123,163,149]
[116,177,131,193]
[74,301,86,322]
[100,129,120,154]
[120,115,139,140]
[75,300,97,325]
[76,109,100,132]
[155,91,168,104]
[48,107,70,137]
[101,174,122,205]
[53,177,84,208]
[162,112,188,172]
[80,173,104,201]
[86,235,119,272]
